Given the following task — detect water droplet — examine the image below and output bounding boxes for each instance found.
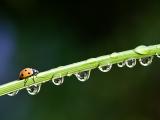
[75,70,91,82]
[67,72,72,77]
[125,58,136,68]
[8,90,19,96]
[134,45,147,55]
[117,61,125,67]
[26,84,41,95]
[110,52,118,58]
[98,64,112,72]
[156,53,160,58]
[139,56,153,66]
[52,77,64,85]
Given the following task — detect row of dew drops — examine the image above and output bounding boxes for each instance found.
[7,53,160,96]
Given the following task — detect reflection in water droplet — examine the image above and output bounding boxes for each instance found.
[98,64,112,72]
[125,58,136,68]
[139,56,153,66]
[117,61,125,67]
[8,90,19,96]
[75,70,91,82]
[156,53,160,58]
[52,77,64,85]
[26,84,41,95]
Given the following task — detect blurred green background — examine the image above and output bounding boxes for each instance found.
[1,1,160,120]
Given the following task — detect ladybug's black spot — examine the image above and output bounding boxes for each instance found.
[25,69,27,71]
[28,72,30,74]
[21,74,24,76]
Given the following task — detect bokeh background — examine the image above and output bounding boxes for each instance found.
[1,1,160,120]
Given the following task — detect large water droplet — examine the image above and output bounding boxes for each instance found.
[75,70,90,82]
[52,77,64,85]
[134,45,147,55]
[117,61,125,67]
[98,64,112,72]
[139,56,153,66]
[125,58,136,68]
[7,90,19,96]
[26,84,41,95]
[156,53,160,58]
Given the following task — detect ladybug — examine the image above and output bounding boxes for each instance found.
[19,68,39,86]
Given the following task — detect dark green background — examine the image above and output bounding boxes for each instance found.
[0,1,160,120]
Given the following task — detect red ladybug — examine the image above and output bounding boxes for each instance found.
[19,68,39,86]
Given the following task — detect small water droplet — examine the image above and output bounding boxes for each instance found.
[52,77,64,85]
[67,72,72,77]
[156,53,160,58]
[8,90,19,96]
[117,61,125,67]
[98,64,112,72]
[75,70,90,82]
[110,52,118,58]
[26,84,41,95]
[139,56,153,66]
[125,58,136,68]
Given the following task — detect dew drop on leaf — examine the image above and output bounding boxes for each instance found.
[125,58,136,68]
[8,90,19,96]
[98,64,112,72]
[26,84,41,95]
[75,70,91,82]
[156,53,160,58]
[139,56,153,66]
[117,61,125,67]
[52,77,64,85]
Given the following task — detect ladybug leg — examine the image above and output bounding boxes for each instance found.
[24,79,27,86]
[32,71,39,84]
[32,76,36,83]
[33,73,39,83]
